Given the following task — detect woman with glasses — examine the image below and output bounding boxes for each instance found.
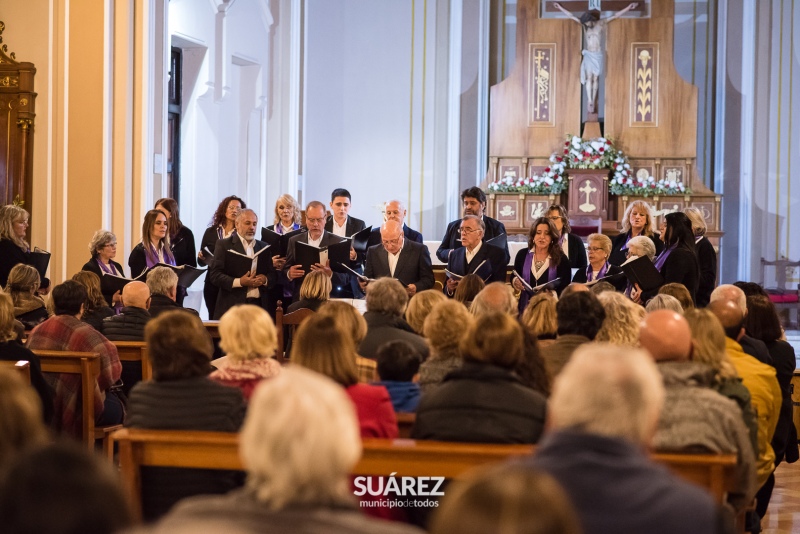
[511,217,571,315]
[571,233,626,291]
[82,229,125,306]
[546,205,587,270]
[198,196,246,319]
[609,200,664,266]
[129,209,176,279]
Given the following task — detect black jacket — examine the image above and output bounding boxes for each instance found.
[658,246,700,303]
[81,306,115,332]
[325,215,367,298]
[695,236,717,307]
[209,235,276,319]
[366,224,423,249]
[564,232,588,270]
[0,238,50,289]
[0,340,55,423]
[363,240,434,291]
[412,361,546,444]
[82,258,126,306]
[358,311,430,361]
[609,230,665,266]
[282,231,351,301]
[170,226,197,268]
[101,306,150,341]
[148,293,200,319]
[445,243,508,296]
[436,216,509,263]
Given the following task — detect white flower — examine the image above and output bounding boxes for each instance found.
[669,181,676,188]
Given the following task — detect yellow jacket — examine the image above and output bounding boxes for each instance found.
[725,338,782,487]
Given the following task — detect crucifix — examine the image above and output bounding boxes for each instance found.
[579,180,598,213]
[553,1,639,117]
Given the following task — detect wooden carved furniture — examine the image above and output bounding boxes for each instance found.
[0,21,35,208]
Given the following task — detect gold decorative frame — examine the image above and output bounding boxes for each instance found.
[528,43,556,127]
[629,42,659,127]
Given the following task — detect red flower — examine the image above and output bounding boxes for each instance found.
[650,184,656,188]
[565,141,570,147]
[545,167,551,173]
[556,156,563,162]
[599,147,605,152]
[564,149,569,154]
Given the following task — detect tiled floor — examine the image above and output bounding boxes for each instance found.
[761,459,800,533]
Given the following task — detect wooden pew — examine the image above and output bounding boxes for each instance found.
[112,341,152,381]
[0,359,31,384]
[34,350,101,449]
[396,412,416,439]
[203,321,220,340]
[112,428,738,521]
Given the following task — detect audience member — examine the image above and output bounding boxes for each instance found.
[515,328,551,397]
[0,293,54,423]
[547,204,587,270]
[452,273,485,308]
[540,291,605,381]
[711,285,772,364]
[358,278,429,361]
[684,206,717,307]
[525,344,729,534]
[71,270,114,331]
[733,281,769,298]
[658,282,695,311]
[362,220,434,296]
[596,290,644,346]
[469,282,517,317]
[211,305,281,401]
[520,292,558,345]
[405,289,447,335]
[198,195,245,319]
[0,370,49,473]
[316,301,376,383]
[645,293,683,314]
[0,441,133,534]
[286,269,330,313]
[444,215,507,297]
[436,187,509,264]
[429,463,580,534]
[6,263,49,329]
[154,367,421,534]
[708,300,781,492]
[413,312,546,444]
[639,310,756,510]
[376,340,422,413]
[82,229,125,306]
[512,217,572,313]
[126,310,245,521]
[102,280,152,395]
[559,282,589,298]
[146,266,200,318]
[293,314,398,438]
[26,281,122,436]
[588,280,616,295]
[609,200,664,266]
[419,300,473,393]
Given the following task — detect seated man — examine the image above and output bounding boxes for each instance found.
[154,366,420,534]
[710,285,772,365]
[444,216,507,297]
[102,280,152,395]
[26,281,122,437]
[640,310,756,511]
[357,278,429,361]
[146,266,200,318]
[362,220,434,297]
[436,187,509,264]
[209,208,276,319]
[539,291,605,381]
[366,200,423,249]
[525,344,731,534]
[469,282,517,317]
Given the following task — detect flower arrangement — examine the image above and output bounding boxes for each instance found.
[487,135,690,197]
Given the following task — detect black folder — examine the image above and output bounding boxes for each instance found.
[260,227,305,257]
[100,269,148,295]
[295,240,351,273]
[619,255,665,292]
[485,233,508,251]
[154,263,207,288]
[224,246,272,278]
[344,226,373,254]
[29,248,51,280]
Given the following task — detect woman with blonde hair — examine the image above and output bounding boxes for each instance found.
[210,305,282,401]
[418,300,474,393]
[609,200,664,265]
[0,205,49,292]
[405,289,448,334]
[520,292,558,345]
[129,209,176,278]
[286,270,330,313]
[658,282,694,312]
[292,314,398,438]
[595,291,645,347]
[685,308,757,452]
[317,300,376,383]
[266,194,304,312]
[5,264,49,329]
[71,271,114,331]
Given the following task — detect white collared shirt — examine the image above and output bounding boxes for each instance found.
[331,218,348,238]
[561,232,570,258]
[465,241,483,264]
[307,232,327,265]
[387,242,404,277]
[235,234,260,299]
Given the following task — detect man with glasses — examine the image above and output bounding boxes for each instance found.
[444,215,507,297]
[361,220,434,297]
[283,201,348,302]
[436,187,510,264]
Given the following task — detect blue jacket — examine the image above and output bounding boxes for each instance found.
[376,381,421,413]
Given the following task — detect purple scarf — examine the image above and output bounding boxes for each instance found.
[653,243,677,271]
[276,223,301,235]
[96,259,120,276]
[586,261,609,282]
[519,251,558,314]
[144,242,176,269]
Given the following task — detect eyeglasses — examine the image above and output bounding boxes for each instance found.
[382,238,401,246]
[547,216,562,221]
[459,227,480,234]
[105,243,117,248]
[306,217,326,224]
[587,247,605,253]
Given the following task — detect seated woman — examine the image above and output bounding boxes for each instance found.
[571,233,626,291]
[126,311,246,521]
[546,204,587,270]
[684,207,717,307]
[405,289,448,335]
[511,217,572,315]
[635,212,699,305]
[292,314,398,438]
[412,312,547,444]
[153,367,419,534]
[419,300,474,394]
[316,300,376,383]
[595,291,645,347]
[5,264,49,330]
[81,229,125,307]
[0,293,54,424]
[658,282,695,312]
[453,274,485,309]
[210,305,281,401]
[286,270,330,313]
[609,200,664,266]
[71,271,115,332]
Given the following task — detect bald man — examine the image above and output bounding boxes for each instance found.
[469,282,517,317]
[639,310,756,511]
[710,284,772,365]
[102,280,152,395]
[362,220,434,297]
[366,200,424,250]
[709,299,781,498]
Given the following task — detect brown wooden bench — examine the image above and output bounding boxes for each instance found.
[203,320,220,340]
[396,412,416,439]
[112,341,152,381]
[275,301,314,363]
[0,359,31,384]
[112,428,738,521]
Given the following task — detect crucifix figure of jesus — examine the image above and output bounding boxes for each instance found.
[553,2,639,115]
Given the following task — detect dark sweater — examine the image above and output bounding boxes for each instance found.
[81,306,115,332]
[148,294,200,319]
[101,307,150,341]
[0,340,55,423]
[126,377,246,521]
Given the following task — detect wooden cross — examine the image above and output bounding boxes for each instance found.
[579,180,598,213]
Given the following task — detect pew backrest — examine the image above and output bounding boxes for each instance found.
[112,341,152,381]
